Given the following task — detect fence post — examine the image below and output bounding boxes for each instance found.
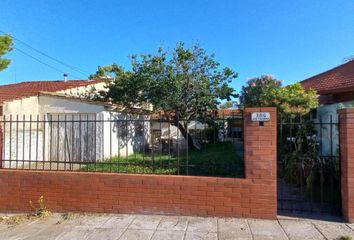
[243,107,277,218]
[244,107,277,179]
[338,108,354,223]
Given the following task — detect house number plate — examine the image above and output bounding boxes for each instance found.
[251,112,270,122]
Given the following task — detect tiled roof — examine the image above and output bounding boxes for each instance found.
[0,80,104,104]
[217,109,242,117]
[300,60,354,94]
[151,109,242,120]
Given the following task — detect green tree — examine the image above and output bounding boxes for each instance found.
[219,101,234,109]
[0,34,13,72]
[239,75,318,116]
[239,75,282,108]
[277,83,318,115]
[91,43,238,149]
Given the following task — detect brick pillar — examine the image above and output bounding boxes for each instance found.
[338,108,354,223]
[243,107,277,217]
[0,122,3,169]
[244,107,277,179]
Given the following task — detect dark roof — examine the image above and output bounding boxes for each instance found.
[300,60,354,95]
[0,80,104,104]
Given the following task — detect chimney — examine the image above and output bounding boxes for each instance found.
[64,73,68,82]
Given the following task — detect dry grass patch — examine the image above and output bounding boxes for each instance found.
[0,196,52,226]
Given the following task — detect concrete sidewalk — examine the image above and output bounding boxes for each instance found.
[1,213,354,240]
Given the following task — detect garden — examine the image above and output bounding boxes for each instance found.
[82,141,244,178]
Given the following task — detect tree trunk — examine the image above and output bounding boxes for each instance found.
[177,122,201,150]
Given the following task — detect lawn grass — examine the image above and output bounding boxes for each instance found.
[82,142,244,178]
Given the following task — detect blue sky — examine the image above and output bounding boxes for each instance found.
[0,0,353,92]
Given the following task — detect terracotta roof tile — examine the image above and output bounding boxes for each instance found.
[300,60,354,94]
[217,109,242,117]
[0,79,104,104]
[151,109,242,120]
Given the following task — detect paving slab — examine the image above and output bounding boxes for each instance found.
[248,219,288,240]
[151,230,185,240]
[218,218,252,240]
[1,215,62,240]
[67,214,111,228]
[278,219,324,240]
[0,222,41,240]
[101,214,136,229]
[347,223,354,231]
[2,212,354,240]
[0,224,13,234]
[184,231,218,240]
[26,214,75,240]
[311,220,354,240]
[57,225,93,240]
[157,216,189,231]
[0,223,10,232]
[119,229,155,240]
[24,222,72,240]
[87,227,126,240]
[187,217,218,233]
[128,215,162,230]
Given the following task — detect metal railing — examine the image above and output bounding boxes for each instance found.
[0,113,244,178]
[277,115,341,216]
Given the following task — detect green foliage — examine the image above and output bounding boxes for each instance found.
[282,120,318,184]
[278,83,318,115]
[91,43,238,122]
[219,101,234,109]
[89,63,124,80]
[240,75,282,108]
[0,34,13,72]
[340,235,353,240]
[239,75,318,117]
[83,142,244,178]
[281,120,341,206]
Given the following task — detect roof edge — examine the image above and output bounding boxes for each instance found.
[300,60,354,85]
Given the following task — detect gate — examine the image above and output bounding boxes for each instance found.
[277,114,342,217]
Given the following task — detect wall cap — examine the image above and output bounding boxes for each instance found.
[0,169,246,182]
[337,108,354,114]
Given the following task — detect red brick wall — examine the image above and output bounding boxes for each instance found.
[338,108,354,223]
[0,107,277,219]
[0,123,3,169]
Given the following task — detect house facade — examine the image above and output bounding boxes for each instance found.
[301,60,354,117]
[300,60,354,156]
[0,80,150,169]
[0,79,106,116]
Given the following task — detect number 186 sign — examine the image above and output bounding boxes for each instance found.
[251,112,270,122]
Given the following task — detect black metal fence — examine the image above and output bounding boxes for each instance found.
[0,113,244,178]
[277,115,341,216]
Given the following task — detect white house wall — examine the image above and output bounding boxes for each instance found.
[2,94,150,169]
[2,96,39,117]
[2,126,43,169]
[101,111,151,159]
[38,95,105,115]
[314,100,354,156]
[1,82,106,117]
[58,82,106,97]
